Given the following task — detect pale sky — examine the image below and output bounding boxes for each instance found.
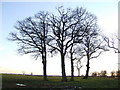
[0,0,119,76]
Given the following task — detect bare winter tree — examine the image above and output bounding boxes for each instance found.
[76,13,108,79]
[8,11,49,81]
[69,44,82,81]
[75,56,84,77]
[104,35,120,74]
[69,45,85,80]
[69,43,76,81]
[73,44,86,77]
[48,6,75,82]
[68,7,108,79]
[48,6,90,82]
[68,12,87,81]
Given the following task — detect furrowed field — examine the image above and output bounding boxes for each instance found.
[1,74,119,90]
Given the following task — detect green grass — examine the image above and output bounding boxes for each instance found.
[1,74,119,89]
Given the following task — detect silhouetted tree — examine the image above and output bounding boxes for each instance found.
[48,6,87,82]
[69,44,76,81]
[76,58,83,76]
[73,49,85,77]
[8,11,49,81]
[69,44,84,81]
[69,32,84,81]
[68,7,89,81]
[69,44,86,80]
[79,14,108,79]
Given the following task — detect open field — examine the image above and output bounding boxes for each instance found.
[1,74,119,90]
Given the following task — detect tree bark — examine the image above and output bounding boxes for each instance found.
[42,23,48,81]
[61,53,67,82]
[83,53,90,79]
[78,68,80,76]
[42,53,48,81]
[44,53,48,81]
[71,52,74,81]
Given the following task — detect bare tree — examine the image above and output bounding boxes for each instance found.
[8,11,49,81]
[75,58,83,76]
[69,43,85,80]
[70,46,85,77]
[69,44,76,81]
[69,29,84,81]
[48,6,90,82]
[69,44,82,81]
[77,13,108,79]
[48,6,74,82]
[104,36,120,74]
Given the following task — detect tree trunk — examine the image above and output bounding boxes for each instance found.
[78,68,80,76]
[61,53,67,82]
[83,53,90,79]
[43,57,48,81]
[42,25,48,81]
[42,54,48,81]
[71,53,74,81]
[42,36,48,81]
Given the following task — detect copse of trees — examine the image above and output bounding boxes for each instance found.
[91,70,120,77]
[8,6,108,82]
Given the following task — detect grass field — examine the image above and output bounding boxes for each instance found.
[1,74,119,90]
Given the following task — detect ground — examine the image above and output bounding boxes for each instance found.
[1,74,119,90]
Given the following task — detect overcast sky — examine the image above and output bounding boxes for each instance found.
[0,0,119,76]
